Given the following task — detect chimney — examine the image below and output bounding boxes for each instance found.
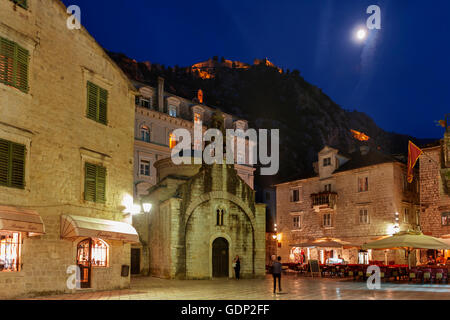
[158,77,164,112]
[360,145,370,155]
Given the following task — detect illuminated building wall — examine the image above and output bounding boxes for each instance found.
[0,0,136,298]
[275,145,419,265]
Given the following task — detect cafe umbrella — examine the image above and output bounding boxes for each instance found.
[361,231,450,268]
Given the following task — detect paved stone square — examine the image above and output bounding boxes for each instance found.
[21,274,450,300]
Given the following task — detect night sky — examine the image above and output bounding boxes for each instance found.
[62,0,449,139]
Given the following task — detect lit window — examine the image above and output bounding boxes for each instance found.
[140,125,150,142]
[0,231,21,272]
[358,177,369,192]
[358,251,369,264]
[293,216,301,229]
[140,160,150,176]
[323,157,331,166]
[169,133,177,149]
[323,213,332,227]
[359,209,369,224]
[168,105,177,117]
[442,212,450,226]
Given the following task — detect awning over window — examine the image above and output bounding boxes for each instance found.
[60,215,139,243]
[0,205,45,235]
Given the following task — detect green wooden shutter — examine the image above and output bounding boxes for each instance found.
[10,142,25,188]
[0,37,15,87]
[98,87,108,124]
[87,81,98,121]
[0,139,25,189]
[15,44,29,92]
[84,162,97,202]
[0,37,29,92]
[11,0,28,9]
[96,165,106,203]
[86,81,108,125]
[0,139,9,186]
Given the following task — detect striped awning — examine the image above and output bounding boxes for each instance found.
[0,205,45,235]
[60,215,139,243]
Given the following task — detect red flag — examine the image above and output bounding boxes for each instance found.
[407,141,423,183]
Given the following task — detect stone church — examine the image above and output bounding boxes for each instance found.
[135,156,266,279]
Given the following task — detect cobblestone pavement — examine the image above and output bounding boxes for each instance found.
[24,274,450,300]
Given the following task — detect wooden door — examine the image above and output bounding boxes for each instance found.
[212,237,229,278]
[130,248,140,275]
[77,239,91,288]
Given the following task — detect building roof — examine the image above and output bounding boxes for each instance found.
[334,147,403,173]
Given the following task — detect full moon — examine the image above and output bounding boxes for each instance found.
[356,29,367,40]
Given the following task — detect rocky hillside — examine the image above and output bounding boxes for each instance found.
[108,52,427,186]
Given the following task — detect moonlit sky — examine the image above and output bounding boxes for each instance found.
[62,0,449,139]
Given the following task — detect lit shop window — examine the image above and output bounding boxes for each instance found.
[77,238,108,268]
[0,231,21,272]
[169,133,177,149]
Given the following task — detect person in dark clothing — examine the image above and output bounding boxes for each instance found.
[233,255,241,280]
[272,256,282,293]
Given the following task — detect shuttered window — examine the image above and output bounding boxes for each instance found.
[84,162,106,203]
[0,37,29,93]
[86,81,108,125]
[0,139,26,189]
[10,0,28,9]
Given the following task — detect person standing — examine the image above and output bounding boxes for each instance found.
[272,256,282,293]
[233,255,241,280]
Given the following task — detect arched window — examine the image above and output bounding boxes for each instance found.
[77,238,109,268]
[140,125,150,142]
[216,208,225,226]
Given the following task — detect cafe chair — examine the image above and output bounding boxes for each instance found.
[432,269,446,284]
[422,268,433,284]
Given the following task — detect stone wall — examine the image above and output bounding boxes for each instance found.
[145,163,265,279]
[419,144,450,237]
[0,0,135,298]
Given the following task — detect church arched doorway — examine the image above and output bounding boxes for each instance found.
[212,237,229,278]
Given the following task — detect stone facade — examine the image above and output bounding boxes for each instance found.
[0,0,137,298]
[136,158,266,279]
[419,130,450,239]
[275,145,419,265]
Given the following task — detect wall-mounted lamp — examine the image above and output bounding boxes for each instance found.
[122,194,152,215]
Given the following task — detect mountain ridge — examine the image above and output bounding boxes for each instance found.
[108,51,436,186]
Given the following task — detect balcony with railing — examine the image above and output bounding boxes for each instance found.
[310,192,338,212]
